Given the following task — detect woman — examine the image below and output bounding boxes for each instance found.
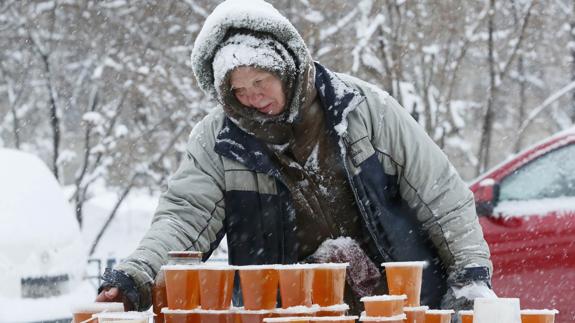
[96,0,495,316]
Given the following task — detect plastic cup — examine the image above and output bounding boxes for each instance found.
[381,262,425,307]
[194,309,237,323]
[315,304,349,317]
[199,265,236,309]
[458,310,474,323]
[424,310,455,323]
[239,265,280,310]
[93,311,153,323]
[359,313,406,323]
[360,295,406,317]
[274,305,320,317]
[473,298,521,323]
[263,317,312,323]
[520,309,559,323]
[403,306,428,323]
[311,263,348,307]
[309,316,358,323]
[278,264,315,308]
[71,303,124,323]
[161,308,202,323]
[235,309,277,323]
[163,264,201,310]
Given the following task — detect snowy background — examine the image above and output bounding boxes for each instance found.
[1,0,574,321]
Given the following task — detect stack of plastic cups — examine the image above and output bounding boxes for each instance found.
[153,251,203,323]
[235,265,280,323]
[70,302,124,323]
[359,294,407,323]
[162,263,237,323]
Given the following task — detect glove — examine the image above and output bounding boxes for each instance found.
[441,266,497,323]
[305,237,382,298]
[97,268,140,311]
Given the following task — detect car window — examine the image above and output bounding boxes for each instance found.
[499,143,575,201]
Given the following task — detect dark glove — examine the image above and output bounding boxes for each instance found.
[441,266,497,323]
[97,268,140,311]
[305,237,382,298]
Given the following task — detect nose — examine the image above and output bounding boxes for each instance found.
[246,88,264,107]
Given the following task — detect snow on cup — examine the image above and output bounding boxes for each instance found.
[473,298,521,323]
[93,311,153,323]
[458,310,474,323]
[403,306,428,323]
[277,264,315,308]
[238,265,280,310]
[198,265,236,310]
[315,304,349,317]
[263,317,312,323]
[161,308,201,323]
[274,305,320,317]
[358,313,406,323]
[520,309,559,323]
[424,310,455,323]
[71,302,124,323]
[235,309,277,323]
[162,264,201,310]
[360,295,406,317]
[309,316,358,323]
[311,263,349,307]
[380,261,426,307]
[194,309,237,323]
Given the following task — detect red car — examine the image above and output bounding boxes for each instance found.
[469,127,575,323]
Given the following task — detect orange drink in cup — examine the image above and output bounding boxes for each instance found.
[381,262,425,307]
[274,305,320,317]
[424,310,454,323]
[93,311,153,323]
[311,263,348,307]
[163,264,201,310]
[162,308,202,323]
[195,309,236,323]
[264,317,312,323]
[239,265,280,310]
[278,264,315,308]
[71,302,124,323]
[198,265,236,309]
[403,306,428,323]
[235,309,277,323]
[316,304,349,317]
[360,295,406,317]
[458,310,474,323]
[310,316,358,323]
[359,313,406,323]
[520,309,559,323]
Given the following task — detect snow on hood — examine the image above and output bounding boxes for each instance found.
[191,0,313,123]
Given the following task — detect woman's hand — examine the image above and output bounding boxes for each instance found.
[95,287,132,310]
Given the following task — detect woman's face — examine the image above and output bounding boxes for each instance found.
[229,66,286,115]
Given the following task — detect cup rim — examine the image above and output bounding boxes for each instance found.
[380,261,427,268]
[92,311,154,319]
[310,316,359,321]
[520,309,559,315]
[359,314,406,321]
[425,309,455,314]
[403,306,429,311]
[360,294,407,302]
[70,302,124,312]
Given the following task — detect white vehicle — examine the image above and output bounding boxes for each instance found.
[0,149,90,322]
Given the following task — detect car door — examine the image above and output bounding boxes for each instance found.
[479,143,575,322]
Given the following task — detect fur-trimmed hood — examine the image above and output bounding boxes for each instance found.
[190,0,315,124]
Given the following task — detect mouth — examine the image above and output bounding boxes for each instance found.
[256,103,274,114]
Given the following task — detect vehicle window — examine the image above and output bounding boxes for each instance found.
[499,143,575,201]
